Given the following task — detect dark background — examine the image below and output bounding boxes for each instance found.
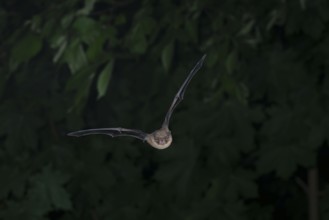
[1,0,329,219]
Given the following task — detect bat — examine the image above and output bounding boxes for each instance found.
[68,54,206,149]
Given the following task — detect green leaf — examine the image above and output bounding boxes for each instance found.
[0,166,27,199]
[64,40,88,73]
[73,16,99,44]
[247,204,274,220]
[226,50,236,74]
[0,104,42,151]
[10,33,42,69]
[49,182,73,210]
[77,0,97,15]
[266,10,278,30]
[52,35,68,63]
[130,34,147,54]
[302,16,325,39]
[206,50,219,67]
[258,145,315,178]
[128,19,153,54]
[86,34,106,61]
[224,170,258,200]
[61,13,74,28]
[28,167,72,215]
[114,14,127,25]
[53,42,67,63]
[27,182,52,216]
[185,20,198,43]
[300,0,306,10]
[320,185,329,219]
[161,42,174,72]
[66,70,95,111]
[238,19,255,36]
[97,59,115,99]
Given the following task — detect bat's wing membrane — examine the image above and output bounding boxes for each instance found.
[162,54,206,128]
[68,128,148,141]
[68,55,206,141]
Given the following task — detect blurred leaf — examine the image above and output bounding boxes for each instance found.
[266,10,278,30]
[226,50,236,74]
[206,50,219,67]
[320,184,329,219]
[161,42,174,72]
[258,145,315,178]
[307,121,326,149]
[29,167,72,213]
[128,17,156,54]
[0,166,27,199]
[247,204,274,220]
[52,35,67,63]
[224,170,258,200]
[77,0,97,15]
[238,19,255,36]
[73,16,100,44]
[86,33,106,61]
[114,14,127,25]
[66,70,95,111]
[300,0,306,10]
[235,83,249,104]
[10,33,42,70]
[64,40,88,73]
[61,13,74,28]
[130,34,147,54]
[0,104,42,150]
[97,59,115,99]
[185,20,198,43]
[302,16,325,39]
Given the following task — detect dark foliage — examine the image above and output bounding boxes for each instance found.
[1,0,329,219]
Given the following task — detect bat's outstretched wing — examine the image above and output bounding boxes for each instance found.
[162,54,206,128]
[67,128,148,141]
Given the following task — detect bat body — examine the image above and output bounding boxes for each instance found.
[146,127,172,149]
[68,55,206,149]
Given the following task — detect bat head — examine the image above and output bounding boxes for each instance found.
[147,127,172,149]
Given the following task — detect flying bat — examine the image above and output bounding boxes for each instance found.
[68,54,206,149]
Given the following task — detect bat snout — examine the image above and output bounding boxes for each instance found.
[159,139,167,145]
[146,132,173,150]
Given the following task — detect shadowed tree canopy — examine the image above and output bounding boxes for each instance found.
[1,0,329,220]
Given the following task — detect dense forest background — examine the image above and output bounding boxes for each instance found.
[1,0,329,219]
